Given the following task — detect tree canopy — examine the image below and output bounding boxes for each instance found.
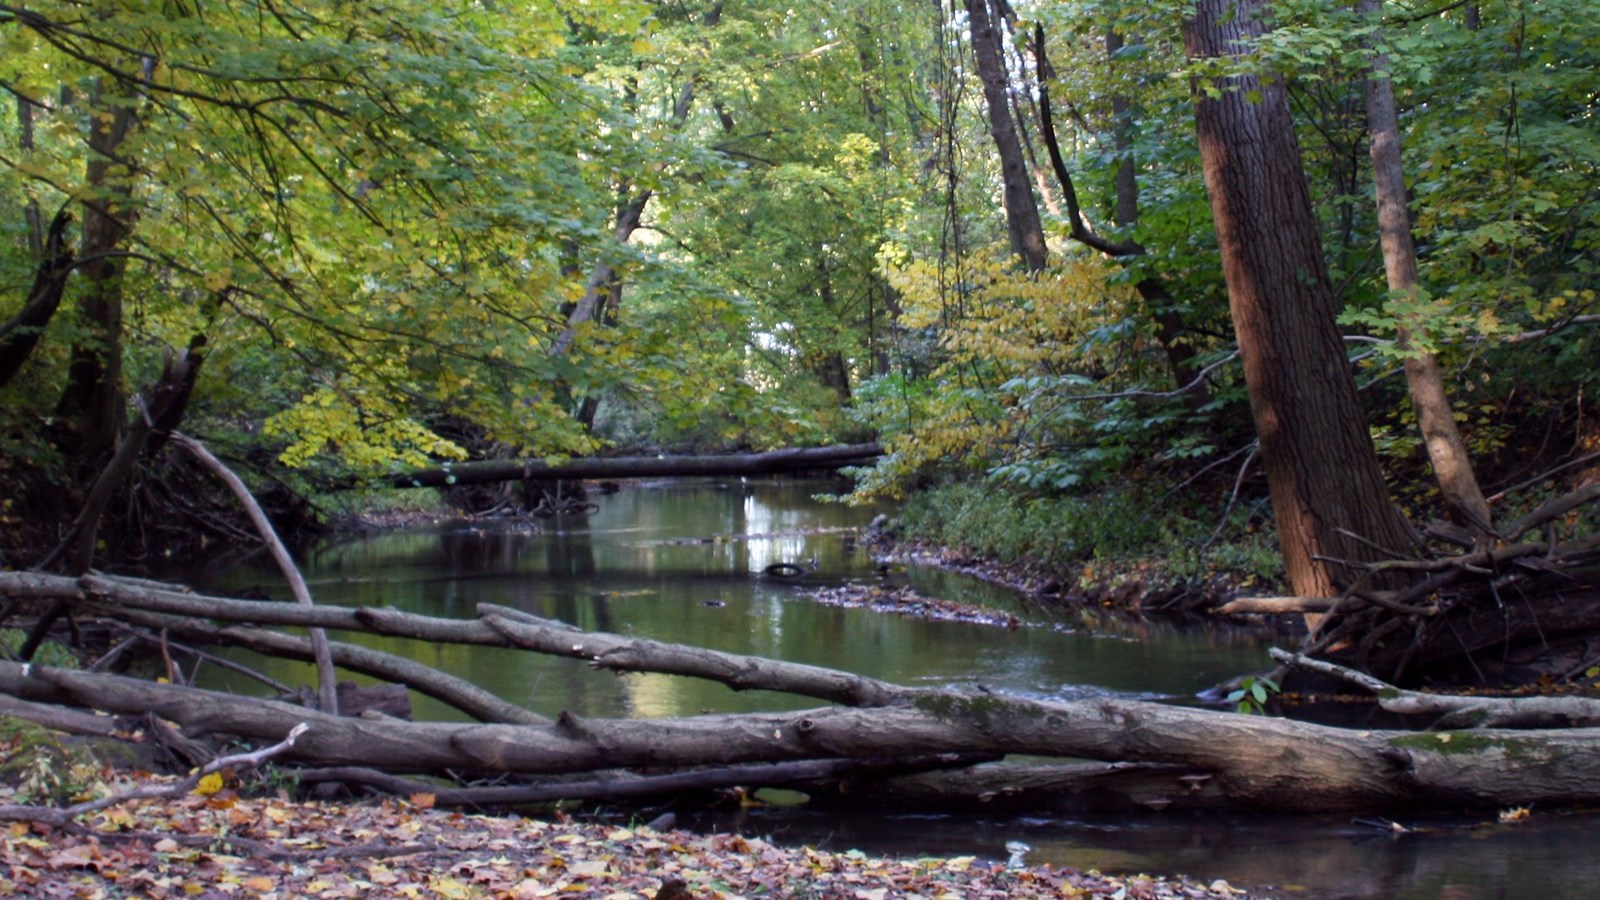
[0,0,1595,571]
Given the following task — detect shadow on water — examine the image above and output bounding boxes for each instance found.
[185,478,1600,900]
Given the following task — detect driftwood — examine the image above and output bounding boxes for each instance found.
[1273,648,1600,729]
[10,573,1600,815]
[1215,477,1600,686]
[385,443,881,489]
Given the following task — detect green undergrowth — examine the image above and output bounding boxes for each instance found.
[897,480,1284,595]
[313,485,454,527]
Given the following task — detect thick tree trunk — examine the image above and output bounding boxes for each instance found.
[1360,0,1493,537]
[963,0,1048,271]
[8,652,1600,813]
[386,443,882,489]
[1183,0,1416,598]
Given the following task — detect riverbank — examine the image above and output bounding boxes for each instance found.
[0,771,1261,898]
[867,522,1278,620]
[877,481,1290,617]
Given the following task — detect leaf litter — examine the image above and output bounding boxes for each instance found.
[0,770,1261,898]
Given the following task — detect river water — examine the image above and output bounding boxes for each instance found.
[190,479,1597,899]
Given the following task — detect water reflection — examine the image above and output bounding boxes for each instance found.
[195,479,1272,720]
[685,807,1599,900]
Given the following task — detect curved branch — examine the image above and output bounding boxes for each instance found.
[170,433,339,716]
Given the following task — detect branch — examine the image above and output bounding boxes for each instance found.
[1271,648,1600,728]
[1505,480,1600,542]
[170,433,339,716]
[114,606,547,725]
[295,754,991,807]
[1032,24,1141,259]
[0,723,308,828]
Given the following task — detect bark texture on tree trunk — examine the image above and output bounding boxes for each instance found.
[56,78,138,461]
[963,0,1048,271]
[1183,0,1415,597]
[1359,0,1493,537]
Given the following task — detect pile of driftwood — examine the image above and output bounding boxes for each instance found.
[1223,477,1600,686]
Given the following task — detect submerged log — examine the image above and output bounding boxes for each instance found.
[384,443,881,489]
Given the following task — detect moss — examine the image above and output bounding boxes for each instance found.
[1388,730,1537,759]
[911,691,1014,725]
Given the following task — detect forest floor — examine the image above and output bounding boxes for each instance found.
[0,773,1261,899]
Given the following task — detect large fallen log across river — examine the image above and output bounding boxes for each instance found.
[8,571,1600,815]
[385,443,882,488]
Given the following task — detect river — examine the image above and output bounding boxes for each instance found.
[189,478,1597,899]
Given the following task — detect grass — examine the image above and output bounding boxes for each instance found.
[897,479,1284,590]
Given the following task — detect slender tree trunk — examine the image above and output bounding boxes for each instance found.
[1360,0,1493,536]
[0,208,75,387]
[1183,0,1415,597]
[55,78,138,460]
[962,0,1047,271]
[1105,30,1207,410]
[17,96,43,258]
[551,2,723,360]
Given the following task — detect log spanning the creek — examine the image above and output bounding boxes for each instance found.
[17,571,1600,815]
[384,443,881,489]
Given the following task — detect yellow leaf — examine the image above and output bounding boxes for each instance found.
[193,772,224,796]
[944,855,976,871]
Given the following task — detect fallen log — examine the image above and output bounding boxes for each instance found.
[1273,647,1600,729]
[8,573,906,707]
[1218,596,1336,615]
[9,659,1600,813]
[384,443,882,489]
[295,754,993,807]
[14,572,1600,813]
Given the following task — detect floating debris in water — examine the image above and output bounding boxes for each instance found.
[808,584,1024,628]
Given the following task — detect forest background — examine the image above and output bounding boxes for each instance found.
[1,0,1596,600]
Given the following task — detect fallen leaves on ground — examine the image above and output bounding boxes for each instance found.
[0,772,1259,898]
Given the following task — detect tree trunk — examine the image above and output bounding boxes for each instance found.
[550,2,723,359]
[55,77,138,461]
[386,443,882,489]
[1360,0,1493,537]
[962,0,1048,271]
[1107,30,1208,411]
[0,208,75,387]
[1034,26,1207,407]
[1182,0,1416,598]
